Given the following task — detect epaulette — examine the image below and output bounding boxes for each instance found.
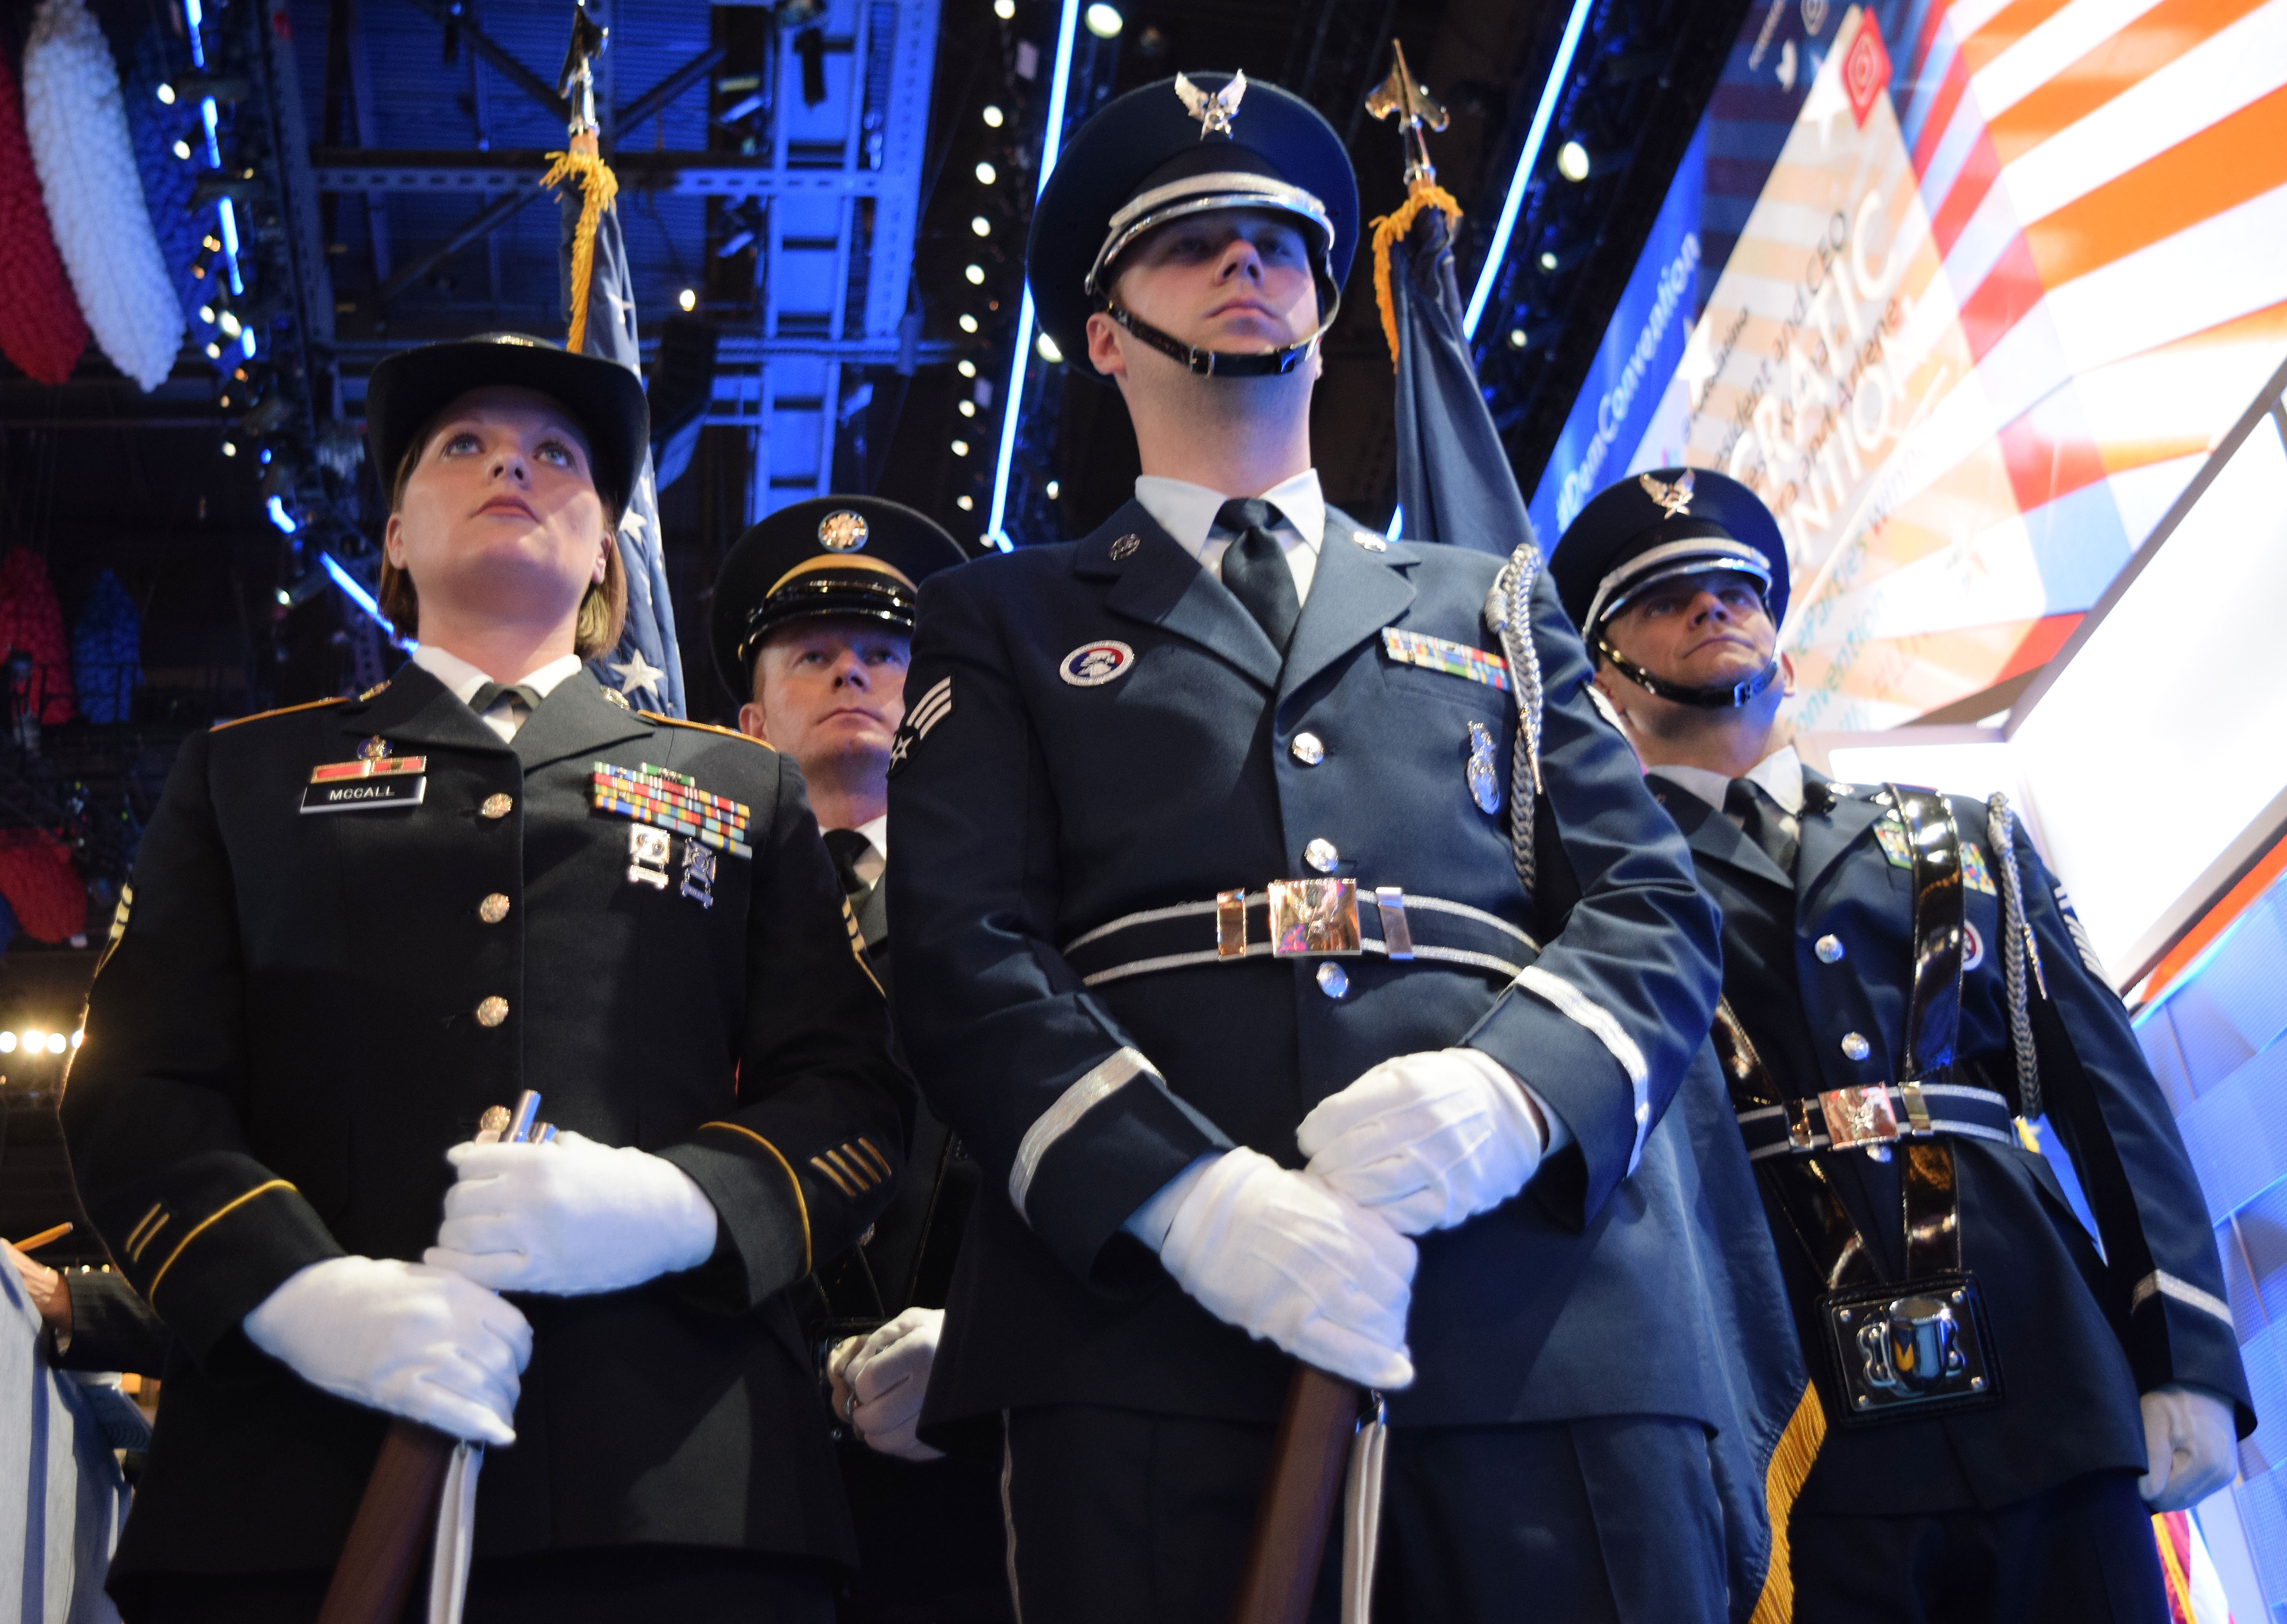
[210,696,350,732]
[639,712,776,751]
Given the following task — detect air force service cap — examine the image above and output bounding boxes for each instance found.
[367,333,649,519]
[711,496,969,699]
[1027,71,1360,378]
[1551,468,1791,638]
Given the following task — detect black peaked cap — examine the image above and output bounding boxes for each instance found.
[1549,467,1792,638]
[1026,72,1359,374]
[711,496,969,701]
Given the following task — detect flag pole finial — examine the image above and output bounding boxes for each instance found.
[1364,42,1463,369]
[1364,40,1449,187]
[546,2,618,353]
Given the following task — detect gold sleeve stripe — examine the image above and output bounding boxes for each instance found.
[853,1138,893,1181]
[809,1153,859,1198]
[209,696,348,732]
[699,1121,812,1275]
[827,1146,872,1188]
[123,1202,168,1261]
[146,1180,297,1300]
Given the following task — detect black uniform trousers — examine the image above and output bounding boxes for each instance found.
[1001,1406,1726,1624]
[1791,1469,2166,1624]
[122,1546,836,1624]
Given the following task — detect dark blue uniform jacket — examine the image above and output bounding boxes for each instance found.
[890,500,1787,1442]
[1649,768,2255,1513]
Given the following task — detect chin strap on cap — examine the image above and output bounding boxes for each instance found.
[1099,296,1338,379]
[1596,638,1779,709]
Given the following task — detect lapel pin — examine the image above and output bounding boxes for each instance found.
[1059,641,1136,687]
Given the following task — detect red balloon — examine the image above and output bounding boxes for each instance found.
[0,50,88,386]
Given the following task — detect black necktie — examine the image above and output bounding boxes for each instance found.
[1214,498,1301,654]
[822,828,876,897]
[468,680,543,717]
[1726,777,1800,880]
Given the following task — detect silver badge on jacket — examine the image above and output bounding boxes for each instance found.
[1466,721,1501,815]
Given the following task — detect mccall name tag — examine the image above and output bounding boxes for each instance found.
[301,776,426,814]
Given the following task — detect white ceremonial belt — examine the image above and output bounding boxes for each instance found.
[1062,883,1540,987]
[1735,1081,2017,1161]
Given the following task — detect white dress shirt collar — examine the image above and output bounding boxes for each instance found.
[1655,742,1805,817]
[1131,469,1328,607]
[411,645,586,707]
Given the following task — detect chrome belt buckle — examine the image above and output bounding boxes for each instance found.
[1216,889,1249,960]
[1819,1085,1899,1151]
[1268,878,1362,958]
[1820,1272,2001,1427]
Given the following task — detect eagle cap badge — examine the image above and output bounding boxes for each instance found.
[1638,469,1695,517]
[1174,70,1247,138]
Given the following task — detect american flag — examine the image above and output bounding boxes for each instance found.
[560,178,684,718]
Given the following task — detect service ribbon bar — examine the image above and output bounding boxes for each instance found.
[591,762,753,859]
[1380,627,1511,692]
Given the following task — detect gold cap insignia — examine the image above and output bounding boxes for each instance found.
[1174,70,1247,138]
[1639,470,1695,517]
[357,735,392,761]
[818,510,869,552]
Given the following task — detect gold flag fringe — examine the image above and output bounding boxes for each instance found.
[540,146,620,355]
[1367,175,1464,371]
[1749,1380,1829,1624]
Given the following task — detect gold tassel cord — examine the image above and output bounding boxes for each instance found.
[1748,1380,1829,1624]
[1368,175,1464,371]
[540,146,620,354]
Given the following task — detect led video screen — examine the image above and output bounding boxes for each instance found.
[1530,0,2287,729]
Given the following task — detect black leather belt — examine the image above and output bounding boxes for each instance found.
[1713,783,2003,1428]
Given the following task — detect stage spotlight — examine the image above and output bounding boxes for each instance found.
[172,137,193,160]
[1045,479,1060,500]
[971,215,991,237]
[1557,140,1589,181]
[975,160,997,185]
[952,439,970,457]
[959,313,980,333]
[958,359,977,378]
[1508,328,1528,348]
[678,288,698,311]
[157,82,177,104]
[1085,3,1122,37]
[965,263,986,285]
[995,0,1015,16]
[959,400,977,417]
[956,494,974,510]
[982,104,1005,128]
[1539,251,1558,270]
[1035,333,1062,363]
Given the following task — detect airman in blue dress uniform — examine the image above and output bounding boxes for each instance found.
[1552,467,2255,1623]
[887,72,1786,1624]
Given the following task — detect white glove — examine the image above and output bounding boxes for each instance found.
[1156,1146,1416,1390]
[827,1307,947,1462]
[243,1256,532,1445]
[424,1130,719,1295]
[2139,1383,2238,1510]
[1297,1049,1549,1234]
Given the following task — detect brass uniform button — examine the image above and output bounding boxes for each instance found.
[478,894,511,925]
[1304,838,1340,873]
[481,794,514,820]
[1840,1031,1870,1061]
[475,996,510,1028]
[1815,935,1845,964]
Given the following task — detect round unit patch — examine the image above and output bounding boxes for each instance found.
[1059,640,1136,687]
[1961,921,1985,972]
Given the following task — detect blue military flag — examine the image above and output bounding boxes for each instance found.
[1378,193,1531,557]
[557,163,684,718]
[1374,133,1822,1619]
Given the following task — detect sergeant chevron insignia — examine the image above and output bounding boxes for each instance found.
[889,676,953,774]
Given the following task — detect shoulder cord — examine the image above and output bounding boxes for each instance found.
[1986,792,2046,1121]
[1489,541,1547,899]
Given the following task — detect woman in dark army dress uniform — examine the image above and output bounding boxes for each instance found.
[61,334,909,1623]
